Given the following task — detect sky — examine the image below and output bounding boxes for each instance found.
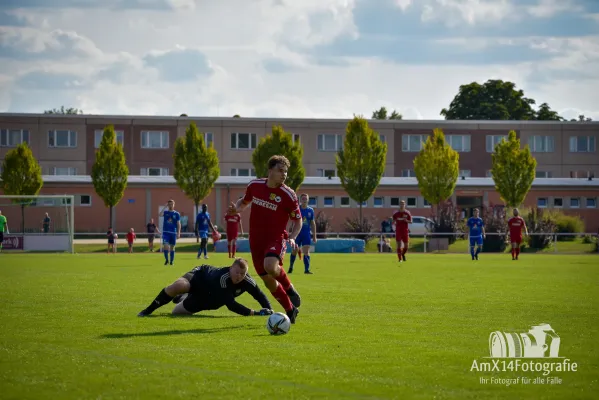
[0,0,598,120]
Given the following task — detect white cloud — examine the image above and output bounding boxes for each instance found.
[0,0,597,121]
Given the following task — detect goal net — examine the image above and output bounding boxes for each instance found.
[0,195,74,253]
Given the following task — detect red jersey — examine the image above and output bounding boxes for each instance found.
[393,210,412,234]
[224,213,241,233]
[508,216,525,235]
[241,179,301,240]
[126,232,136,242]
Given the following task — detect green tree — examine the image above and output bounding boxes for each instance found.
[336,116,387,223]
[43,106,83,114]
[441,79,537,120]
[252,125,305,191]
[535,103,563,120]
[91,125,129,226]
[371,106,402,120]
[490,130,537,208]
[233,114,241,118]
[173,122,220,216]
[0,143,43,233]
[413,128,459,207]
[570,114,593,122]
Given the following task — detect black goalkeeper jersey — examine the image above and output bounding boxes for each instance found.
[187,265,271,316]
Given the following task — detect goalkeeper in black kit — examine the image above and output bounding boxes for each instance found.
[138,258,274,317]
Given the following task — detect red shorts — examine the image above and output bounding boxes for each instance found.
[249,236,287,276]
[227,231,239,241]
[511,235,522,244]
[395,232,409,243]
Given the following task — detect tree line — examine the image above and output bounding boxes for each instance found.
[1,77,588,232]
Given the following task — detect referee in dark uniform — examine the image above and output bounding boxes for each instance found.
[138,258,273,317]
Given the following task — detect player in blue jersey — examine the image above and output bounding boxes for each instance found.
[160,199,181,266]
[195,203,217,259]
[288,193,316,274]
[467,208,486,260]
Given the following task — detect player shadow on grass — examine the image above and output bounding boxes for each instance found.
[99,325,249,339]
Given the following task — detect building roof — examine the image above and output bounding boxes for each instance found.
[1,112,597,126]
[39,175,599,188]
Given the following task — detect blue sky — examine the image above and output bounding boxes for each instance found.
[0,0,597,119]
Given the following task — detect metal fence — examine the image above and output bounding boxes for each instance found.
[73,231,599,254]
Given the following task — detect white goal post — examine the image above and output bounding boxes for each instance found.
[0,195,74,253]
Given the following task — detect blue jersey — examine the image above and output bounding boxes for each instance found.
[195,211,211,232]
[467,217,484,237]
[300,206,315,234]
[162,210,181,234]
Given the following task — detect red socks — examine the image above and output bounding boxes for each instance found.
[402,247,408,256]
[516,248,520,257]
[228,244,237,258]
[397,248,402,260]
[271,284,293,311]
[275,268,291,291]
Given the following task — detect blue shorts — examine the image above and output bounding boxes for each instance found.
[198,230,209,239]
[469,236,483,247]
[162,232,177,246]
[296,231,311,247]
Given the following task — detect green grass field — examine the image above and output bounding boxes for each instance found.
[1,252,598,399]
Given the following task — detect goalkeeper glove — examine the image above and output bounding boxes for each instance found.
[254,308,273,316]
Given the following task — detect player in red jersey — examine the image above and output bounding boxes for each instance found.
[508,208,528,260]
[392,200,412,262]
[224,206,244,258]
[229,155,302,323]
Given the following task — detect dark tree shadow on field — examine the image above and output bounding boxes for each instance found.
[99,325,249,339]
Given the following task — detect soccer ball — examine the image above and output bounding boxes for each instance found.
[114,233,118,239]
[266,312,291,335]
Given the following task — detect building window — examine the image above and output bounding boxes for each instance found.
[446,135,471,152]
[80,195,92,206]
[536,171,553,178]
[538,197,548,208]
[308,197,317,207]
[423,198,431,208]
[570,198,580,208]
[61,198,72,205]
[141,131,169,149]
[402,169,416,177]
[390,197,400,207]
[406,197,417,208]
[359,200,367,207]
[379,134,386,143]
[48,130,77,148]
[324,197,334,207]
[373,197,384,207]
[230,168,256,177]
[486,135,507,152]
[140,167,169,176]
[0,129,30,147]
[230,132,257,150]
[293,134,300,144]
[553,198,563,208]
[204,132,213,147]
[317,134,343,151]
[402,134,428,152]
[459,170,471,178]
[529,136,555,153]
[587,198,597,208]
[570,170,594,179]
[316,169,336,178]
[53,167,77,175]
[569,136,596,153]
[340,197,350,207]
[95,130,124,148]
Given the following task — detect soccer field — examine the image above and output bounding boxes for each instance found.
[1,252,598,399]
